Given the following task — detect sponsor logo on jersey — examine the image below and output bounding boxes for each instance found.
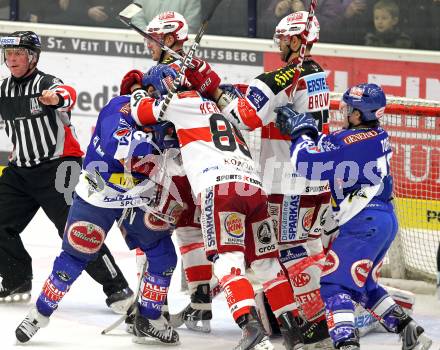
[351,259,373,287]
[67,221,105,254]
[224,213,244,238]
[343,130,378,144]
[304,183,330,193]
[30,97,42,115]
[305,73,329,111]
[144,212,170,231]
[281,195,299,242]
[224,157,255,172]
[142,277,168,302]
[253,219,277,255]
[268,202,280,238]
[306,76,329,94]
[292,272,311,287]
[247,86,269,111]
[301,208,314,232]
[203,187,216,248]
[273,67,296,88]
[280,246,308,263]
[321,250,339,277]
[215,174,262,187]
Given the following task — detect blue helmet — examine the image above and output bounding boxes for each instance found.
[342,83,386,122]
[142,64,177,96]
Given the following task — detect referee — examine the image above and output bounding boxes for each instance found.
[0,31,133,312]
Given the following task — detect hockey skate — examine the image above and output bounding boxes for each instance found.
[169,283,212,332]
[133,312,180,345]
[400,320,432,350]
[234,307,274,350]
[0,280,31,303]
[299,318,333,350]
[278,311,305,350]
[105,287,134,314]
[15,307,50,343]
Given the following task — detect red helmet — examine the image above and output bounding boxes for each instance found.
[146,11,189,42]
[274,11,320,45]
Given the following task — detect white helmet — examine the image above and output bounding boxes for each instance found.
[274,11,320,45]
[146,11,189,42]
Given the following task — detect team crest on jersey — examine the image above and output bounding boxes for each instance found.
[247,86,268,111]
[351,259,373,287]
[301,208,314,232]
[321,250,339,277]
[30,97,42,115]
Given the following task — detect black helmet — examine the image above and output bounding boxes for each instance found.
[0,31,41,54]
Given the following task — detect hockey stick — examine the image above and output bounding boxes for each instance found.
[158,0,223,119]
[288,0,318,100]
[118,4,193,66]
[101,260,147,335]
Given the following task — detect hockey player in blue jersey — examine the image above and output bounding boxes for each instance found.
[14,94,182,345]
[275,83,432,350]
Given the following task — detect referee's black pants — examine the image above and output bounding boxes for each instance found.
[0,157,128,297]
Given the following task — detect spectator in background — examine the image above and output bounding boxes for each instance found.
[203,0,248,37]
[364,0,413,49]
[17,0,126,27]
[338,0,371,45]
[0,0,8,20]
[267,0,344,43]
[130,0,201,34]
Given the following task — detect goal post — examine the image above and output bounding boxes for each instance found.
[329,93,440,283]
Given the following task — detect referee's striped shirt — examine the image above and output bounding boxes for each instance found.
[0,69,83,167]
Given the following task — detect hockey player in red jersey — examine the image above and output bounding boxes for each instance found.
[130,64,308,350]
[184,11,334,349]
[120,11,214,332]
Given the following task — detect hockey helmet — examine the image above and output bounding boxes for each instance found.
[274,11,320,45]
[341,83,386,122]
[0,31,41,65]
[146,11,189,42]
[142,64,178,96]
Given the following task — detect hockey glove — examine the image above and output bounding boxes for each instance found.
[184,58,221,99]
[120,69,144,95]
[275,104,318,141]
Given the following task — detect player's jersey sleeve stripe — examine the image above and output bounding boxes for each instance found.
[177,127,212,147]
[261,122,291,140]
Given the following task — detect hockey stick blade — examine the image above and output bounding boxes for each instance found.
[118,3,142,23]
[101,261,147,335]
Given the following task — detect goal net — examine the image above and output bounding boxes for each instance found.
[328,93,440,283]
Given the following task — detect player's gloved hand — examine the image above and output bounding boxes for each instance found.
[275,103,318,140]
[184,58,221,99]
[120,69,144,95]
[145,122,179,151]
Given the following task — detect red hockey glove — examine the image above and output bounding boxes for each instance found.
[184,58,221,98]
[120,69,144,95]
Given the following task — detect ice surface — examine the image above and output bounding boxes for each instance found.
[1,210,439,350]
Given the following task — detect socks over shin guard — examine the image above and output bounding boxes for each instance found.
[139,271,171,320]
[220,275,256,321]
[36,252,87,317]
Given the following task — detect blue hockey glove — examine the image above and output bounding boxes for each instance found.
[275,104,318,141]
[146,122,179,151]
